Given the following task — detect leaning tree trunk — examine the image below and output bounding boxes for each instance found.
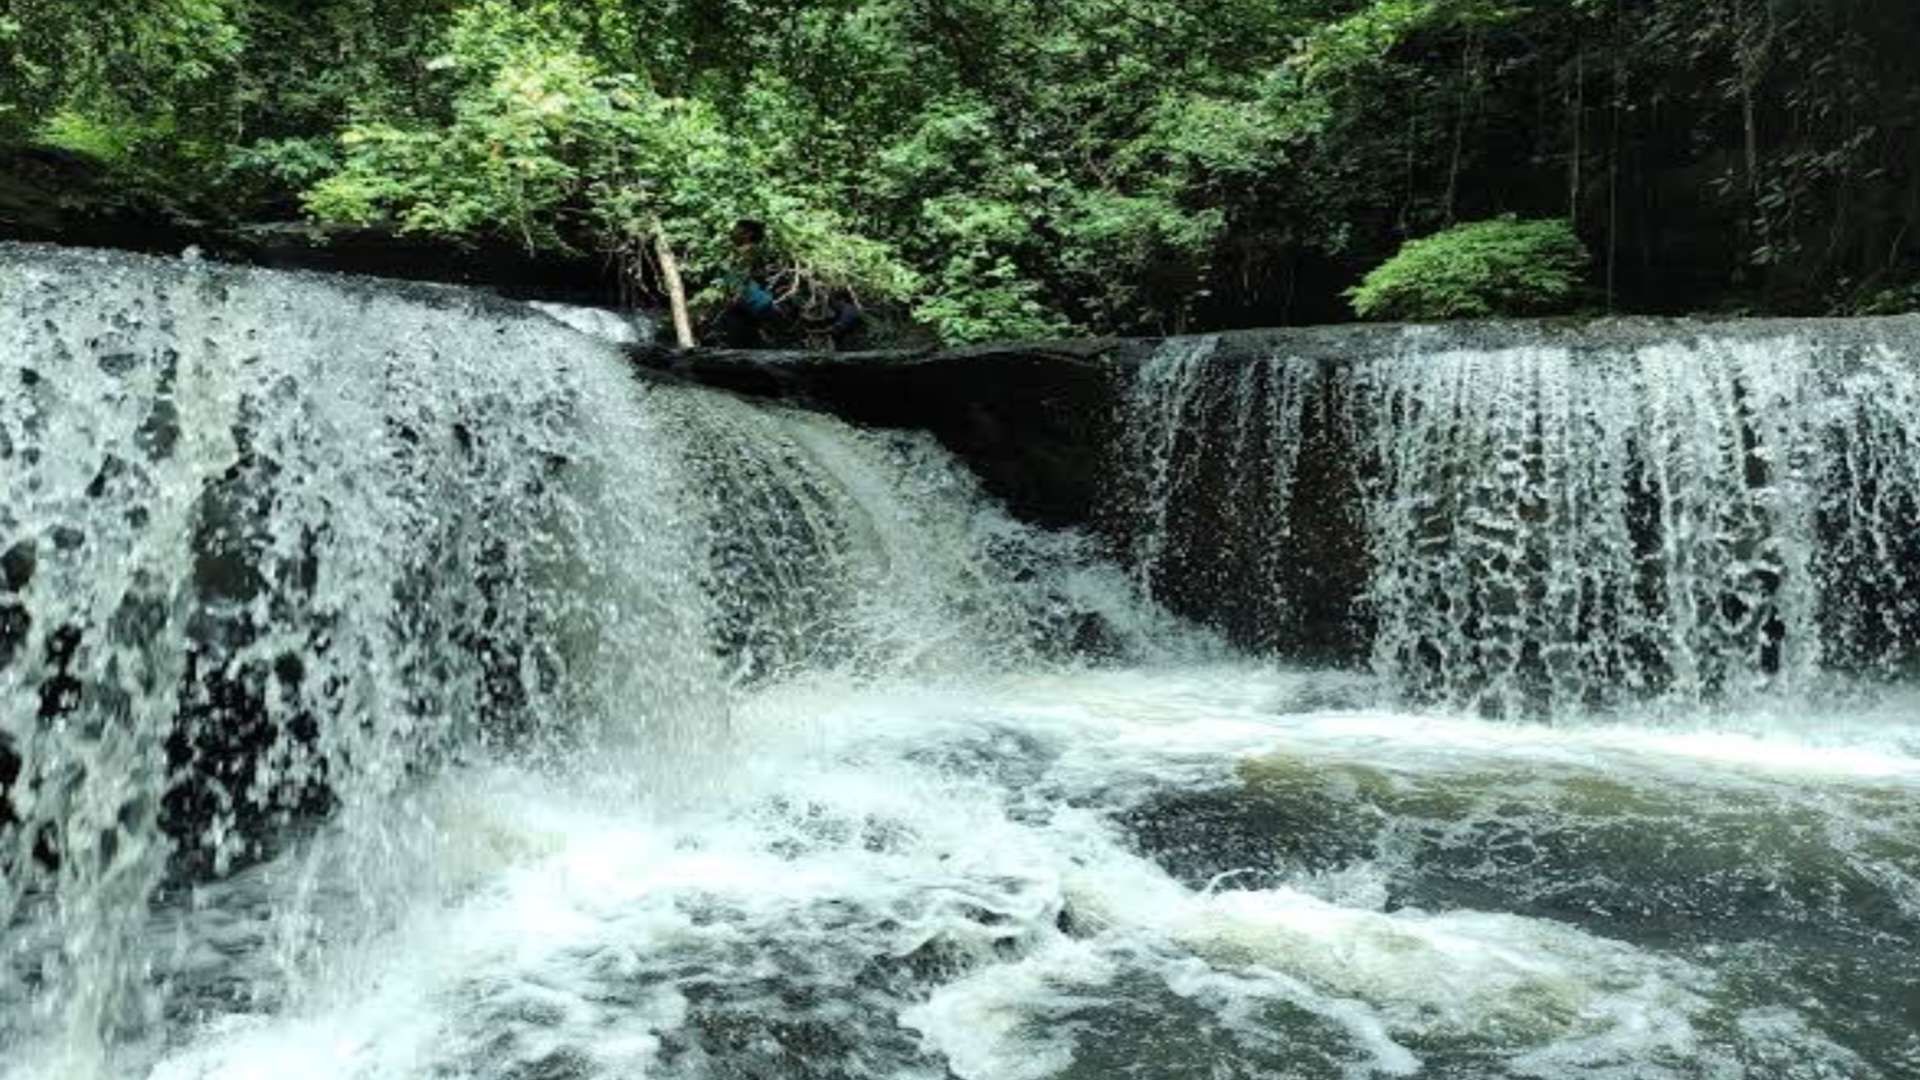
[652,226,696,348]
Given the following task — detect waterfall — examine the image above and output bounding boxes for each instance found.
[8,245,1919,1080]
[1117,336,1326,656]
[0,244,1166,1074]
[1115,325,1920,714]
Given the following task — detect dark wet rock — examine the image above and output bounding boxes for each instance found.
[1226,753,1920,949]
[0,147,208,255]
[0,540,27,839]
[229,222,624,306]
[1,539,34,592]
[1113,783,1380,890]
[1388,799,1920,947]
[444,893,988,1080]
[637,315,1919,459]
[0,246,595,884]
[136,398,181,461]
[0,734,17,835]
[630,338,1126,530]
[96,352,140,376]
[1262,673,1378,714]
[627,331,1370,657]
[1013,969,1365,1080]
[0,602,26,670]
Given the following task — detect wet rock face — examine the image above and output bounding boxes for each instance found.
[0,541,80,871]
[640,315,1920,705]
[1,458,350,880]
[629,339,1127,530]
[0,540,30,669]
[0,542,29,861]
[1125,319,1920,706]
[629,333,1378,661]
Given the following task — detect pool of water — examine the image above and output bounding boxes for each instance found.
[78,664,1920,1080]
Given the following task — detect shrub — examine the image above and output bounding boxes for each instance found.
[1347,215,1589,320]
[1844,280,1920,317]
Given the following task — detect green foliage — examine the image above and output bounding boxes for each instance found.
[303,2,917,307]
[1052,190,1223,333]
[37,110,150,165]
[2,0,1917,338]
[303,4,610,248]
[1294,0,1517,86]
[0,0,244,121]
[915,256,1071,345]
[1841,280,1920,317]
[224,138,341,190]
[1347,217,1590,320]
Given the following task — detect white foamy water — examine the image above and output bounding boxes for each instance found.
[120,666,1920,1080]
[528,301,656,346]
[0,244,1177,1076]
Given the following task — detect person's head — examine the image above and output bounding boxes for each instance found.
[730,218,766,249]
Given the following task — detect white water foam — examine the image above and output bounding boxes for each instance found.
[124,665,1920,1080]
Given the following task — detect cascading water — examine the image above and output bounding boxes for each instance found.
[0,244,728,1075]
[1117,326,1920,714]
[1119,338,1329,655]
[0,244,1183,1077]
[5,248,1920,1079]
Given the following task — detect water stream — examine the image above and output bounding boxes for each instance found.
[3,247,1917,1078]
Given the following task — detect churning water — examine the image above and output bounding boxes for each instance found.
[3,246,1919,1078]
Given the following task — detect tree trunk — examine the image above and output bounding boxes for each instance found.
[1568,50,1584,224]
[653,226,695,348]
[1606,0,1623,312]
[1738,0,1761,196]
[1444,38,1473,224]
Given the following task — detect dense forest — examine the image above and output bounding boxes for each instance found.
[3,0,1918,341]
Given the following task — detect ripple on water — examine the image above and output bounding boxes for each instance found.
[125,667,1920,1079]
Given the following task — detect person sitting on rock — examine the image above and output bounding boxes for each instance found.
[798,287,864,352]
[714,218,781,347]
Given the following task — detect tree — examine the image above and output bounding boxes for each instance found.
[2,0,1916,338]
[301,1,917,322]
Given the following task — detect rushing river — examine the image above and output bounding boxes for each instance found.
[2,245,1917,1079]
